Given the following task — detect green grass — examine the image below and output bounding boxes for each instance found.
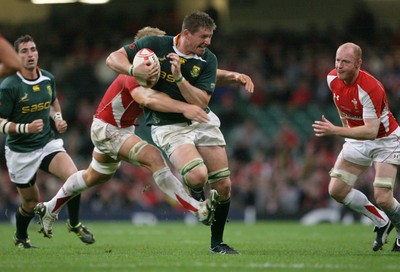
[0,221,399,272]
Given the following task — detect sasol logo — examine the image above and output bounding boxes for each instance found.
[22,101,51,113]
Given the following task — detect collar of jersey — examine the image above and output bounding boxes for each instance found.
[17,67,50,85]
[173,34,206,62]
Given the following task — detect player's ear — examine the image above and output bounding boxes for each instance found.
[356,59,362,69]
[182,29,190,37]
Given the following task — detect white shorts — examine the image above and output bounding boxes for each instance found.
[91,117,136,160]
[340,127,400,166]
[5,138,65,185]
[151,110,226,157]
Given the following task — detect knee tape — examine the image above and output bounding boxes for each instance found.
[208,167,231,184]
[128,140,148,166]
[373,177,395,190]
[329,168,358,186]
[180,158,204,187]
[90,158,120,175]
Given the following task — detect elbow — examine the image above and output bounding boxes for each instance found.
[105,55,112,68]
[365,130,379,140]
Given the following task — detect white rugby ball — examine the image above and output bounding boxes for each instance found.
[133,48,160,88]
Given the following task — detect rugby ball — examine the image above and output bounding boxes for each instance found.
[133,48,160,88]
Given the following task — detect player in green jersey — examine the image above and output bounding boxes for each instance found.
[0,34,95,248]
[0,34,21,78]
[106,13,254,254]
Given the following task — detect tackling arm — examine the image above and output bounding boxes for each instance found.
[131,86,209,123]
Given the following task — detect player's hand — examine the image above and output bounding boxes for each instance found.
[236,73,254,93]
[312,115,336,137]
[182,105,210,123]
[55,119,68,134]
[167,53,182,81]
[28,119,44,134]
[134,60,160,80]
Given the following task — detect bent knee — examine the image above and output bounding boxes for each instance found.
[211,178,231,200]
[185,166,209,188]
[328,179,351,203]
[374,190,393,210]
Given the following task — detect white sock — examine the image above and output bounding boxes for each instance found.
[343,188,388,227]
[47,170,88,215]
[153,167,200,212]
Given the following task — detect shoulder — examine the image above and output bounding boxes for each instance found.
[0,74,20,89]
[129,35,172,50]
[326,69,337,89]
[204,48,217,61]
[358,70,384,92]
[39,69,55,81]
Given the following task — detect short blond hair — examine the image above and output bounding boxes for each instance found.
[134,27,166,42]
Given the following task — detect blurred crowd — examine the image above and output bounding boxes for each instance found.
[1,4,400,221]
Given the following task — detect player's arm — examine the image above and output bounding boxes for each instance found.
[0,35,21,78]
[50,98,67,133]
[313,114,380,140]
[216,69,254,93]
[167,52,211,108]
[106,47,159,81]
[0,117,43,134]
[131,86,210,123]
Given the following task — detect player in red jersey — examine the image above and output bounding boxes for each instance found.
[313,42,400,252]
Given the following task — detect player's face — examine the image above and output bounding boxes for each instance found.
[18,41,38,71]
[335,46,359,84]
[186,27,213,55]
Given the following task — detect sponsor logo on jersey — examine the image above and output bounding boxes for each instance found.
[190,66,200,78]
[22,101,51,113]
[47,85,52,96]
[33,85,40,92]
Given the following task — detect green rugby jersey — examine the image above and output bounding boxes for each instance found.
[0,68,56,152]
[124,35,217,126]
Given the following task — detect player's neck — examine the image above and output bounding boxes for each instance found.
[20,66,38,80]
[344,70,359,85]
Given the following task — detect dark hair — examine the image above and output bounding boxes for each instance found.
[14,34,34,51]
[181,11,216,34]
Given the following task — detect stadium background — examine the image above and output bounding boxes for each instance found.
[1,0,400,224]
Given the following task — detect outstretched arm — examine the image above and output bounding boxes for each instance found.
[0,35,21,78]
[312,114,380,140]
[216,69,254,93]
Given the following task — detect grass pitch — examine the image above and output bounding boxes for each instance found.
[0,220,399,272]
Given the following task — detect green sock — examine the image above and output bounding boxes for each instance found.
[15,206,34,239]
[211,199,230,248]
[189,187,205,201]
[66,195,81,227]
